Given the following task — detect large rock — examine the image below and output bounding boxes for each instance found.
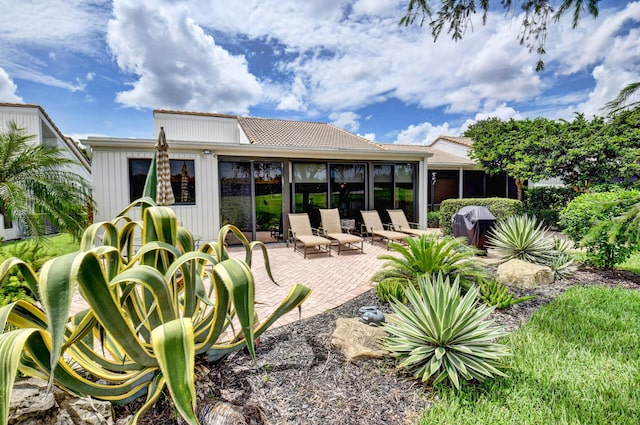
[331,317,389,361]
[9,378,114,425]
[497,258,554,288]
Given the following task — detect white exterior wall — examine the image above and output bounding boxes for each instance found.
[91,146,220,242]
[430,139,470,159]
[0,105,91,240]
[154,113,243,144]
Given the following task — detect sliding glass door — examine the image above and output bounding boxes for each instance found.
[219,161,283,243]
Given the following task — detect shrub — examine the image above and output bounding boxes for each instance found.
[372,234,487,294]
[558,189,640,242]
[439,198,523,235]
[427,210,441,228]
[384,273,511,389]
[524,186,576,228]
[480,279,537,309]
[559,189,640,268]
[0,199,312,425]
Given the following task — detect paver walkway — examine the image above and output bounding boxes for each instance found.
[228,241,395,328]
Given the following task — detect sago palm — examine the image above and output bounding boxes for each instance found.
[372,234,487,293]
[0,121,91,239]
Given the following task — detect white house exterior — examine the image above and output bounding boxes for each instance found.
[0,103,92,240]
[86,110,438,243]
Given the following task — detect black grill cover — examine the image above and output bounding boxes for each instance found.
[451,206,496,250]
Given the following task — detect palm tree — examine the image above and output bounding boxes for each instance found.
[605,82,640,114]
[0,121,91,239]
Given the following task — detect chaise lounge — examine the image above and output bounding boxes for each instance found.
[387,209,442,237]
[319,208,364,255]
[287,213,332,258]
[360,210,409,249]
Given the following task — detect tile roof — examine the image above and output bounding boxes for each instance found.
[238,116,387,151]
[433,135,473,147]
[383,143,476,166]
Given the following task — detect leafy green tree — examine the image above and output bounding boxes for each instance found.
[549,111,640,192]
[400,0,599,71]
[465,117,557,200]
[0,121,91,239]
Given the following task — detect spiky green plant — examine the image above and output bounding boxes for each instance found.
[372,234,487,293]
[0,198,311,425]
[384,273,511,389]
[548,237,578,280]
[487,215,555,264]
[374,279,408,303]
[480,279,537,309]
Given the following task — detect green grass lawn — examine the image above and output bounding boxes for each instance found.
[421,285,640,424]
[618,251,640,273]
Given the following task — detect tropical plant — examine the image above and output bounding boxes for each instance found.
[372,234,487,293]
[374,279,407,304]
[0,121,92,239]
[384,273,511,389]
[548,237,578,280]
[0,198,312,425]
[479,279,537,309]
[487,215,555,264]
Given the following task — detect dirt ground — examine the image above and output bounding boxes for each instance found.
[115,267,640,425]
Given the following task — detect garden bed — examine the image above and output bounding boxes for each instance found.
[116,267,640,425]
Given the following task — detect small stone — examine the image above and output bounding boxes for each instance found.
[331,317,390,361]
[497,258,554,288]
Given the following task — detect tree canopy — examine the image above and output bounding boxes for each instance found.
[465,108,640,197]
[401,0,600,71]
[0,121,92,239]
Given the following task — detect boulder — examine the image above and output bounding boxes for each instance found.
[331,317,389,361]
[497,258,554,288]
[9,378,114,425]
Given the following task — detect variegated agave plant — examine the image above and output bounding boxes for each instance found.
[0,198,311,425]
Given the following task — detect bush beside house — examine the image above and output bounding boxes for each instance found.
[439,198,523,235]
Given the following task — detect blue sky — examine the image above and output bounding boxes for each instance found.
[0,0,638,145]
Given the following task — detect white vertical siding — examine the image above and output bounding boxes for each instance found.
[0,109,41,141]
[91,148,221,242]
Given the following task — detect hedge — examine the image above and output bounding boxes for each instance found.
[439,198,524,235]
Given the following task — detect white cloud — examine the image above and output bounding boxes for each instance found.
[329,111,360,132]
[0,67,22,102]
[107,0,261,113]
[394,121,463,146]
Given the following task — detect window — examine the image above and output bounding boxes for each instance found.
[128,159,196,204]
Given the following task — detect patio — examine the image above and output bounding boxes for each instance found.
[228,241,396,329]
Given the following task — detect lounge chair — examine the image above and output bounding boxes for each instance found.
[319,209,364,255]
[287,213,332,258]
[387,209,442,237]
[360,210,409,248]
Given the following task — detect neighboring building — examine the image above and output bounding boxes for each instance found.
[428,136,518,209]
[0,103,92,240]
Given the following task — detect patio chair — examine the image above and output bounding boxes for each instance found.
[319,209,364,255]
[387,209,442,237]
[360,210,409,249]
[287,213,332,258]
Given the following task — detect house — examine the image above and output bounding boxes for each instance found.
[85,110,518,244]
[427,136,517,208]
[0,103,92,240]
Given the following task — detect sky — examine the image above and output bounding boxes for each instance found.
[0,0,638,145]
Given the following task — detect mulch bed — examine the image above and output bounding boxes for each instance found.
[116,267,640,425]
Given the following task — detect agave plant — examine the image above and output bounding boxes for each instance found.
[487,215,555,264]
[0,198,311,425]
[372,234,487,294]
[548,237,578,280]
[384,273,511,389]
